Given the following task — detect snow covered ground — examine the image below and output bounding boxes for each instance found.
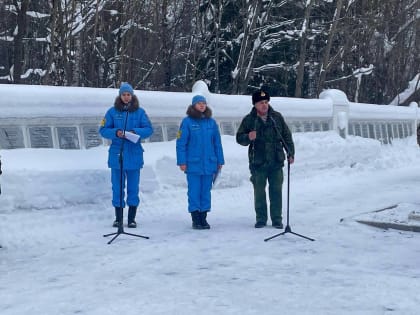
[1,132,419,315]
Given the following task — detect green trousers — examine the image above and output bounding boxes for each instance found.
[250,166,283,224]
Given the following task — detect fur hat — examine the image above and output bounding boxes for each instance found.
[252,89,270,105]
[192,95,207,106]
[119,82,134,96]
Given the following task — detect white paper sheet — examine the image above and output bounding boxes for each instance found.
[124,131,140,143]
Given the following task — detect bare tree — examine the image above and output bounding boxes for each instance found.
[0,0,417,105]
[231,0,275,94]
[295,0,315,97]
[316,0,344,96]
[12,0,29,84]
[42,0,58,85]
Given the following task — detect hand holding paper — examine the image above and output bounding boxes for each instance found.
[125,131,140,143]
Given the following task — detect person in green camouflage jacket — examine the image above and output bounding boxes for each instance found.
[236,89,295,229]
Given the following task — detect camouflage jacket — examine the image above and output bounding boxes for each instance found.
[236,106,294,170]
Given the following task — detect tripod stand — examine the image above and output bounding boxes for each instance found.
[264,160,314,242]
[0,157,2,195]
[264,116,314,242]
[0,157,2,247]
[103,105,149,244]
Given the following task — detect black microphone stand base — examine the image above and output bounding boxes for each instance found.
[264,224,314,242]
[264,159,315,242]
[104,225,149,245]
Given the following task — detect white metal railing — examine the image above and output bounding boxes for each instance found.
[0,82,418,149]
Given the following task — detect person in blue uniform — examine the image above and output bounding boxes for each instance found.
[99,82,153,228]
[176,95,224,229]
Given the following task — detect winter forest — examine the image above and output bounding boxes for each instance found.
[0,0,419,105]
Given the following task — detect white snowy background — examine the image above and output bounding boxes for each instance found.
[0,88,420,314]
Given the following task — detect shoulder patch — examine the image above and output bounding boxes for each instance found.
[100,118,106,127]
[176,130,182,139]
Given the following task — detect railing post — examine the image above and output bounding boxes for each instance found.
[22,125,30,148]
[319,89,350,138]
[409,102,418,136]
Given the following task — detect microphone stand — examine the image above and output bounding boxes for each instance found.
[264,116,314,242]
[104,104,149,244]
[0,158,2,248]
[0,157,2,195]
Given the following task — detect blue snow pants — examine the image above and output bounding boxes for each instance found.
[111,169,140,208]
[186,173,213,213]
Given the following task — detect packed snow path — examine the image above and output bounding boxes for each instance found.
[1,133,419,315]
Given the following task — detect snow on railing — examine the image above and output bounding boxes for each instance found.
[0,82,418,149]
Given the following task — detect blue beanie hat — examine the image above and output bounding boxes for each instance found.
[192,95,206,105]
[119,82,134,96]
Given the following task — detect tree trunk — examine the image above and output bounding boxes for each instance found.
[88,0,101,86]
[43,0,58,85]
[231,0,262,94]
[316,0,344,96]
[12,0,29,84]
[214,0,222,94]
[295,0,314,97]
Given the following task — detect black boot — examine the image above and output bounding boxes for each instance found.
[191,211,203,230]
[200,211,210,229]
[113,207,123,227]
[128,206,137,228]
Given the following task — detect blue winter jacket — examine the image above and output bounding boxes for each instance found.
[99,95,153,170]
[176,106,225,175]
